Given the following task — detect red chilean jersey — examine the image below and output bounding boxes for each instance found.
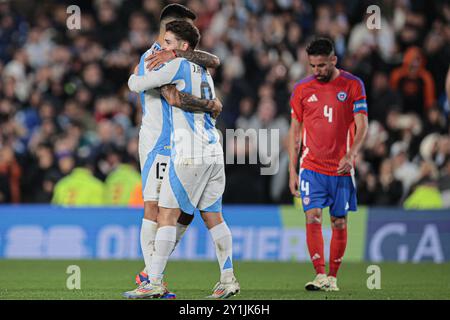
[290,70,368,176]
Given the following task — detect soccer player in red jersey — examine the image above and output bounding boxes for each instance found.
[288,38,369,291]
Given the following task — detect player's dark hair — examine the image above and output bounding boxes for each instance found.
[165,20,200,50]
[160,4,197,22]
[306,38,335,56]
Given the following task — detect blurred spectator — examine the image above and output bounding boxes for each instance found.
[235,96,255,130]
[357,169,378,205]
[368,71,402,123]
[404,161,443,209]
[373,159,404,206]
[364,120,389,176]
[235,98,289,202]
[21,143,60,203]
[347,11,395,62]
[438,158,450,208]
[422,108,447,136]
[129,181,144,207]
[390,46,436,117]
[104,146,141,206]
[390,141,420,199]
[0,145,21,203]
[95,1,124,50]
[419,133,440,163]
[56,151,75,177]
[24,28,54,68]
[51,153,105,206]
[3,48,30,102]
[223,135,265,203]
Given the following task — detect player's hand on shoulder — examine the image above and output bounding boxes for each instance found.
[145,50,175,71]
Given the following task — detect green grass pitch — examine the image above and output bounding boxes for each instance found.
[0,260,449,300]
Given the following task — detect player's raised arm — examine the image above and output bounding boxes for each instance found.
[127,61,178,93]
[145,49,220,71]
[128,62,222,117]
[148,48,222,118]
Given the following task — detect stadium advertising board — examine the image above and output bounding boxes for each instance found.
[0,206,448,262]
[365,209,450,263]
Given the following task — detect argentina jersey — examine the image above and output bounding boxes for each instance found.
[129,57,223,163]
[132,42,171,201]
[137,42,171,156]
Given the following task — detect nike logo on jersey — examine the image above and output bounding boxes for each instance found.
[307,94,318,102]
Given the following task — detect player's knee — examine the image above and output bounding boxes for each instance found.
[158,208,181,226]
[201,211,224,229]
[143,201,158,221]
[157,210,175,226]
[305,209,322,224]
[331,217,347,229]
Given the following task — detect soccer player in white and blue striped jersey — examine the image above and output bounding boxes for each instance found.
[131,4,224,298]
[125,20,239,299]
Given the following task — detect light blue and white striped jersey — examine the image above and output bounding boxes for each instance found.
[128,57,223,161]
[135,42,171,156]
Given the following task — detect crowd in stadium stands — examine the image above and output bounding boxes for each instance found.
[0,0,449,208]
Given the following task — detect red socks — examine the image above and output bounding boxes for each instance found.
[306,223,325,274]
[329,227,347,277]
[306,223,348,277]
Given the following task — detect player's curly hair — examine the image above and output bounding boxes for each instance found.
[306,37,335,56]
[165,20,200,50]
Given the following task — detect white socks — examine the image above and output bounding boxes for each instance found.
[140,219,157,274]
[142,220,234,285]
[174,223,188,253]
[209,222,234,283]
[141,219,189,275]
[148,226,176,284]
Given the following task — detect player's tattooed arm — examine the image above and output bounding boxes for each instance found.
[174,49,220,68]
[146,50,220,71]
[160,85,222,118]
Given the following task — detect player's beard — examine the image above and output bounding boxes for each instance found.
[316,69,333,82]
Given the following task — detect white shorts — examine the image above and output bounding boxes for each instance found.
[158,156,225,214]
[138,131,170,202]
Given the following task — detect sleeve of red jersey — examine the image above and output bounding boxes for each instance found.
[352,78,368,116]
[290,84,303,122]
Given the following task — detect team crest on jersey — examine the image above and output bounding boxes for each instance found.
[303,196,310,206]
[337,91,347,102]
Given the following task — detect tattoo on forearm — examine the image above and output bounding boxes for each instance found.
[175,49,220,69]
[177,92,212,113]
[160,86,213,113]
